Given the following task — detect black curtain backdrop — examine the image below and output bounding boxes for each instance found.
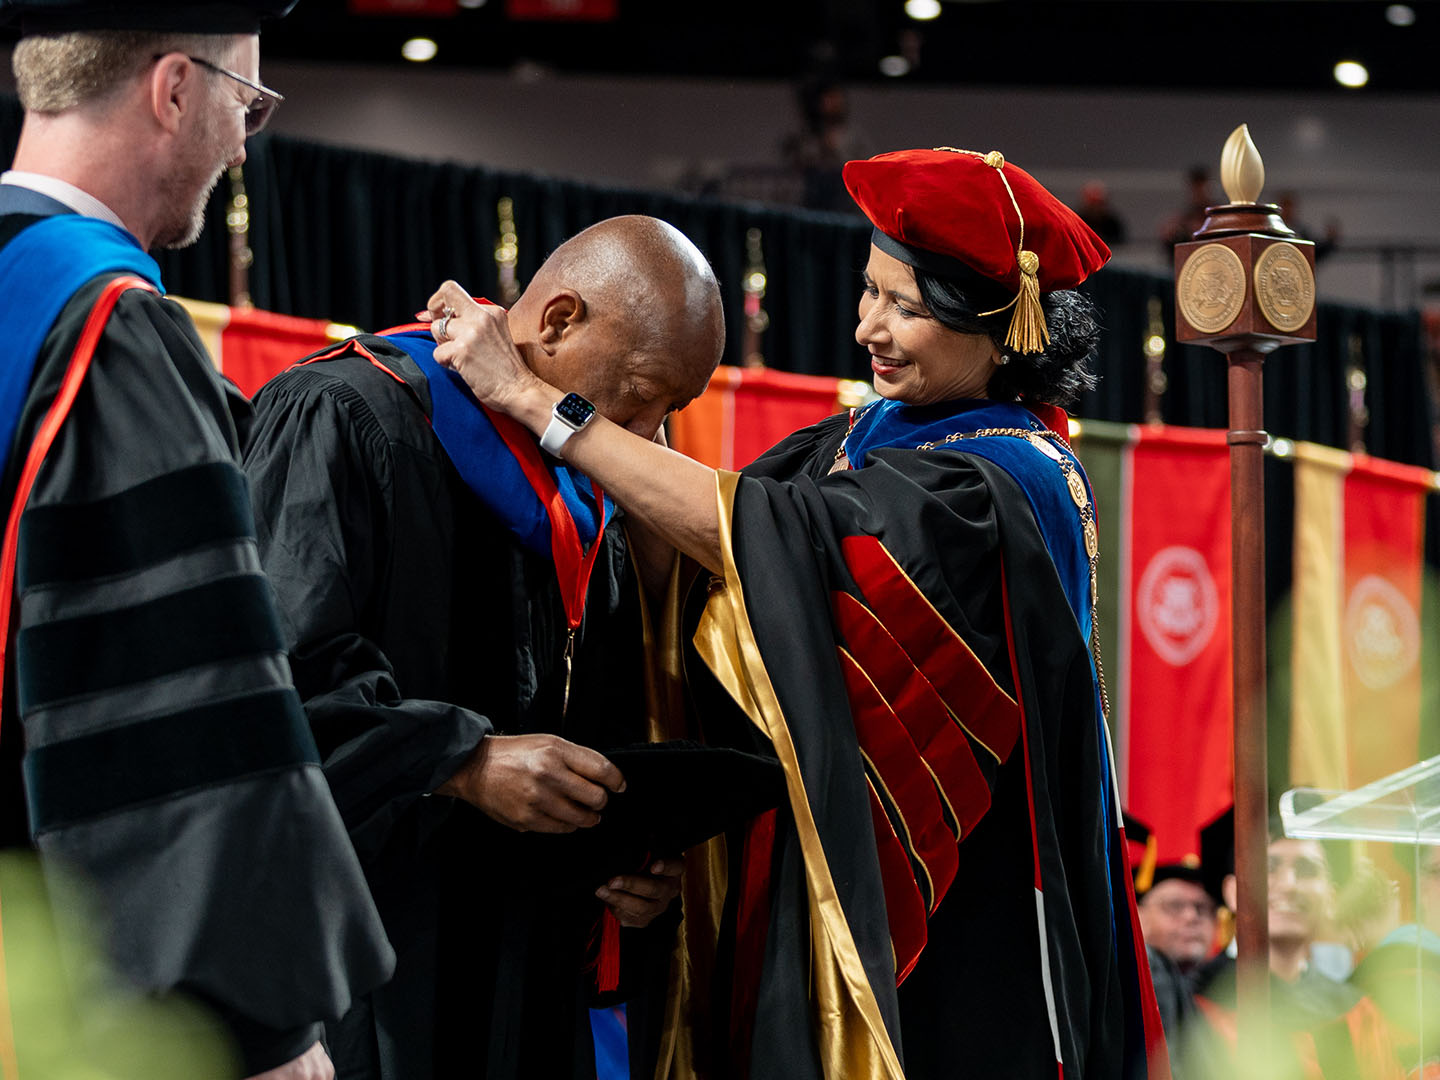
[1,96,1430,468]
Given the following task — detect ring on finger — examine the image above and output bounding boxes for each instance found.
[434,314,451,341]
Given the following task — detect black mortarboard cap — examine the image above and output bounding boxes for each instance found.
[522,740,787,893]
[1198,805,1234,905]
[1150,861,1207,893]
[0,0,297,34]
[1197,800,1344,906]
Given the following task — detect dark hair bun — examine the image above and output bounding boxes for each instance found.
[912,266,1101,408]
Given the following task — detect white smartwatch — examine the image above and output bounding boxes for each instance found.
[539,392,597,456]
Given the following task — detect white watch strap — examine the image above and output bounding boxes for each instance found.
[540,413,576,456]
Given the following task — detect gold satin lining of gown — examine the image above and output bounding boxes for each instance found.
[630,540,730,1080]
[689,471,905,1080]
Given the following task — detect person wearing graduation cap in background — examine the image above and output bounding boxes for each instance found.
[0,3,395,1079]
[1126,812,1222,1074]
[427,148,1169,1079]
[1193,808,1357,1024]
[1184,808,1359,1078]
[242,214,732,1080]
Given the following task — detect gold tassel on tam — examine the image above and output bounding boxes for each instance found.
[973,248,1049,356]
[946,146,1051,354]
[1006,249,1049,355]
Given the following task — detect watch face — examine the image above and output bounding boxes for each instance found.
[555,392,597,427]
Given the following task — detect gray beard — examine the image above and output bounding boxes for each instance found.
[156,167,223,251]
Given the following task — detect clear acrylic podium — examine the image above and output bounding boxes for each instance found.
[1281,758,1440,1075]
[1282,755,1440,847]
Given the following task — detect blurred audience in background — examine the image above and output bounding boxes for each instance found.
[1127,813,1220,1076]
[1156,816,1440,1079]
[1277,189,1342,264]
[1160,164,1216,252]
[1305,846,1440,1079]
[779,76,869,212]
[1076,179,1128,246]
[1169,815,1358,1078]
[1323,856,1403,978]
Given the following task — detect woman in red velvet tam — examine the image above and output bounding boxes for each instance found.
[425,149,1168,1079]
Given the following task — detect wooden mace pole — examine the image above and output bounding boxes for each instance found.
[1173,124,1318,1067]
[1228,348,1271,1057]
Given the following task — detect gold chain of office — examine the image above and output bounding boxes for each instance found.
[914,425,1111,717]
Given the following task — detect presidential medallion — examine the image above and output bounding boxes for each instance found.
[1253,242,1315,333]
[1177,243,1246,334]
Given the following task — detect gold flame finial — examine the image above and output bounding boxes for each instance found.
[1220,124,1265,205]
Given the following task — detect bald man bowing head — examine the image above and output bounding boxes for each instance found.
[243,216,724,1080]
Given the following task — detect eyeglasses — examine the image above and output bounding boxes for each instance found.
[190,56,285,136]
[1149,897,1218,920]
[155,54,285,136]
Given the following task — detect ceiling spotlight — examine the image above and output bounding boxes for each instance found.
[905,0,942,20]
[1333,60,1369,88]
[402,37,438,63]
[879,54,911,77]
[458,0,488,6]
[1386,4,1415,26]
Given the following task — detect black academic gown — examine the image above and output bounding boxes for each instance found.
[0,193,394,1074]
[1148,947,1198,1044]
[244,339,672,1080]
[687,409,1158,1080]
[1147,947,1201,1079]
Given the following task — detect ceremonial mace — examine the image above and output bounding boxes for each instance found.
[1173,125,1316,1057]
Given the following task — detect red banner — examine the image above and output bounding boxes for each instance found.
[177,297,338,399]
[219,307,337,398]
[1123,426,1232,864]
[505,0,617,20]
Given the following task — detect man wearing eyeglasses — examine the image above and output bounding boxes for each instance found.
[1139,866,1221,986]
[1125,817,1220,1071]
[1201,835,1356,1017]
[1183,816,1360,1078]
[0,4,393,1080]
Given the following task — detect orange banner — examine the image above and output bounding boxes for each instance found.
[1341,457,1427,786]
[1290,447,1433,793]
[667,366,853,469]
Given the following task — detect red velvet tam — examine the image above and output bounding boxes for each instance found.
[844,147,1111,353]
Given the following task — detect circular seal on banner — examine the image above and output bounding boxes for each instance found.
[1343,574,1419,690]
[1137,546,1220,666]
[1253,242,1315,332]
[1178,243,1246,334]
